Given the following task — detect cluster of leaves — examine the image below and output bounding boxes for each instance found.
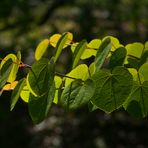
[0,32,148,124]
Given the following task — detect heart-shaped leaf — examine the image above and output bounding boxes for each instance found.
[91,66,133,113]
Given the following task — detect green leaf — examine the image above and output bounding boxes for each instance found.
[27,58,52,96]
[72,40,87,68]
[125,100,142,118]
[28,58,55,124]
[139,50,148,66]
[95,38,111,72]
[124,81,148,118]
[139,62,148,81]
[54,32,69,62]
[10,78,26,111]
[109,47,127,69]
[127,57,140,69]
[49,32,73,48]
[60,79,94,110]
[65,64,89,86]
[0,59,13,89]
[29,82,55,124]
[91,66,133,113]
[103,36,122,51]
[88,101,99,112]
[35,39,49,61]
[80,39,101,59]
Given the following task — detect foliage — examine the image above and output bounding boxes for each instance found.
[0,32,148,124]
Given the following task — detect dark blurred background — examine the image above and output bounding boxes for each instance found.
[0,0,148,148]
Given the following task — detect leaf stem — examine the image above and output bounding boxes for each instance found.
[0,58,31,68]
[55,72,76,80]
[137,72,142,85]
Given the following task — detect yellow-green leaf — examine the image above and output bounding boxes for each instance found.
[0,54,19,82]
[49,34,61,47]
[80,39,101,59]
[88,62,96,77]
[87,39,101,49]
[20,85,30,103]
[126,42,144,58]
[81,49,96,59]
[128,68,138,81]
[139,62,148,81]
[35,39,49,60]
[53,76,62,104]
[144,41,148,51]
[103,36,123,51]
[49,32,73,48]
[65,64,89,86]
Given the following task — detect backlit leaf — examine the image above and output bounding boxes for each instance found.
[81,49,96,60]
[53,76,62,104]
[49,32,73,48]
[125,42,144,65]
[20,85,30,103]
[0,54,19,82]
[35,39,49,60]
[0,59,13,89]
[88,62,96,77]
[49,34,61,47]
[139,62,148,81]
[128,68,138,81]
[80,39,101,59]
[65,64,89,86]
[103,36,123,51]
[126,42,144,58]
[87,39,101,49]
